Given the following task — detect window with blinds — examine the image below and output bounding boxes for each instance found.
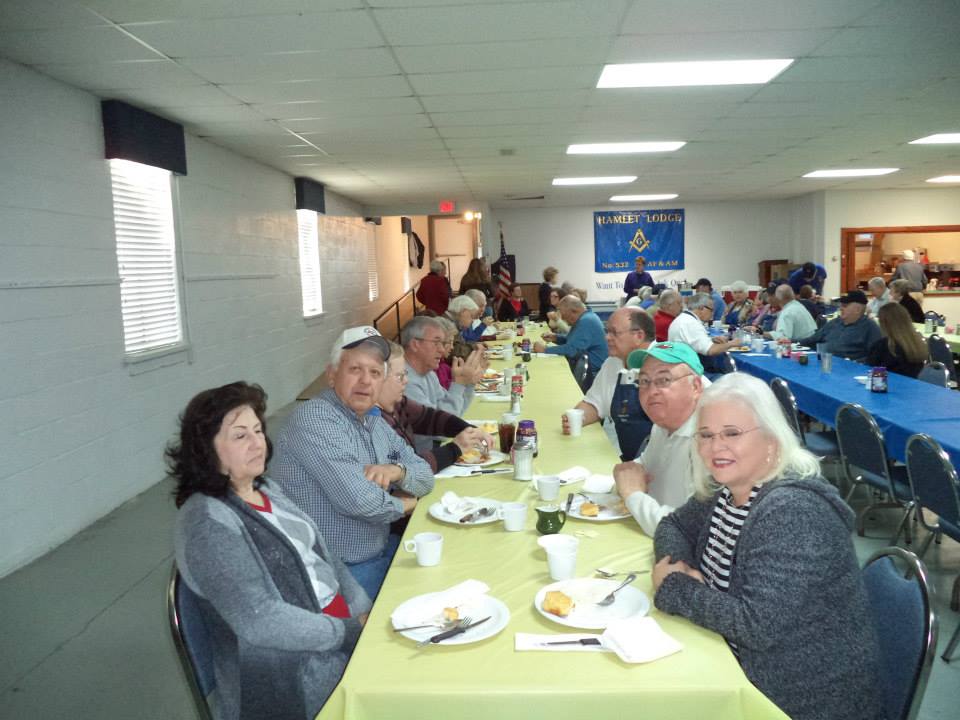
[108,159,183,355]
[367,232,379,302]
[297,209,323,316]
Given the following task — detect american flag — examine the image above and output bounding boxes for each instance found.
[496,223,512,300]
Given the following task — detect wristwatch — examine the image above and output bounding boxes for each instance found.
[393,463,407,482]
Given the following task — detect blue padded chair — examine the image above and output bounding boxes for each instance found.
[572,353,592,393]
[927,335,957,388]
[862,547,938,720]
[905,434,960,662]
[716,352,737,374]
[917,361,949,388]
[167,563,216,720]
[769,377,840,459]
[836,403,914,544]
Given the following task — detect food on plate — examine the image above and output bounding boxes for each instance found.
[442,607,459,622]
[579,501,600,517]
[542,590,574,617]
[459,447,490,464]
[478,422,498,434]
[482,370,503,379]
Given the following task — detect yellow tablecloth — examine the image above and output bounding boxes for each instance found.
[913,322,960,353]
[318,331,788,720]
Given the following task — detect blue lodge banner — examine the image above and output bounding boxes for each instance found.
[593,209,685,273]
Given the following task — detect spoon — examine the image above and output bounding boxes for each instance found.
[595,573,637,607]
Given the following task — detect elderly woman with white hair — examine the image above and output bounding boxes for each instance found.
[722,281,754,328]
[652,373,883,720]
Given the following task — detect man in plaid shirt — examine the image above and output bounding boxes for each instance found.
[272,326,434,600]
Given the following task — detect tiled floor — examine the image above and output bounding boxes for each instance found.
[1,426,958,719]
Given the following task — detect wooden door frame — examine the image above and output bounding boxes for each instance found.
[427,214,479,284]
[840,224,960,291]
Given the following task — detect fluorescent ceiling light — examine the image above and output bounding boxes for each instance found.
[552,176,636,186]
[927,175,960,183]
[567,141,685,154]
[610,194,678,202]
[597,59,793,88]
[909,133,960,145]
[802,168,899,178]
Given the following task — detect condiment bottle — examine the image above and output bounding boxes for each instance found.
[869,367,888,393]
[517,419,538,457]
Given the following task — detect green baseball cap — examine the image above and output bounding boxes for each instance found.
[627,342,704,376]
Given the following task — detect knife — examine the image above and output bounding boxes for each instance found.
[425,616,491,644]
[458,507,494,523]
[543,638,602,646]
[469,468,513,476]
[564,493,574,514]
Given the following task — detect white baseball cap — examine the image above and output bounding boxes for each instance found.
[902,249,915,260]
[333,325,390,360]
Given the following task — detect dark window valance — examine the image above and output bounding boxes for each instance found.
[295,177,326,214]
[101,100,187,175]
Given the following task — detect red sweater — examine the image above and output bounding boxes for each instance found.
[654,310,675,342]
[416,273,450,315]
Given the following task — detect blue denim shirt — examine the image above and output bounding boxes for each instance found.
[546,310,609,370]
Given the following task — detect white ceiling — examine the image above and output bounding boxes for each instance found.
[2,0,959,209]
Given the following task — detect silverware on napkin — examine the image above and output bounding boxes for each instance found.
[418,616,491,647]
[469,468,513,476]
[542,638,602,646]
[459,507,494,523]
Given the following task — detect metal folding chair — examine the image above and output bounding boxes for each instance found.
[917,361,949,388]
[716,352,737,374]
[927,335,957,388]
[167,563,216,720]
[572,353,592,392]
[836,403,914,543]
[905,434,960,662]
[862,547,938,720]
[769,377,839,459]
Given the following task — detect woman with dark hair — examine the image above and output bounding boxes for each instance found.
[496,283,531,322]
[539,266,559,314]
[889,278,925,324]
[170,382,370,720]
[459,257,494,299]
[866,302,928,378]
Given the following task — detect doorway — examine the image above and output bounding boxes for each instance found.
[429,214,479,292]
[840,224,960,291]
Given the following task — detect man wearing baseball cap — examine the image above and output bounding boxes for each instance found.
[612,342,709,536]
[797,289,882,361]
[272,325,434,600]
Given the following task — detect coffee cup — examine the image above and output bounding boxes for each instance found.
[403,532,443,566]
[502,344,514,363]
[499,502,527,531]
[538,534,579,581]
[538,476,561,501]
[564,408,585,437]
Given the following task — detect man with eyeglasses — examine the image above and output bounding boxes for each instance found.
[532,295,608,389]
[402,316,484,452]
[560,307,655,461]
[272,326,434,600]
[668,292,745,359]
[613,342,709,536]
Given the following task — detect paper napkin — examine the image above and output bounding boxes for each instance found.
[601,616,683,664]
[582,474,615,493]
[392,579,491,627]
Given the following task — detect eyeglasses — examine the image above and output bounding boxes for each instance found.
[605,326,638,337]
[417,337,446,348]
[636,371,693,390]
[695,427,761,444]
[389,370,409,382]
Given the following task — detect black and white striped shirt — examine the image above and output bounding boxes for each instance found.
[700,486,760,656]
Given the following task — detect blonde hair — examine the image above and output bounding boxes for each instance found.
[690,373,821,499]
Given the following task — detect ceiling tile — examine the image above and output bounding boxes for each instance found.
[178,48,401,84]
[410,66,598,95]
[85,1,363,23]
[608,28,832,63]
[394,36,610,74]
[253,96,425,119]
[221,75,412,104]
[420,90,591,113]
[0,25,162,64]
[33,60,207,90]
[0,0,105,30]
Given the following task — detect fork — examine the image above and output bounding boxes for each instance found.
[595,567,650,578]
[392,618,458,633]
[415,616,472,648]
[595,573,637,607]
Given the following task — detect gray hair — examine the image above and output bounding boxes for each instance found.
[658,289,681,308]
[686,292,714,310]
[557,294,585,313]
[387,341,405,361]
[429,259,445,273]
[400,315,445,347]
[435,315,457,337]
[730,280,748,293]
[774,284,795,302]
[638,286,653,301]
[464,288,487,307]
[889,278,911,297]
[690,373,821,499]
[448,295,479,315]
[623,306,655,338]
[868,276,886,290]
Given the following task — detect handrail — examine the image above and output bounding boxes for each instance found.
[373,287,420,341]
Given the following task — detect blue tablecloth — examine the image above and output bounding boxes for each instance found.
[733,351,960,467]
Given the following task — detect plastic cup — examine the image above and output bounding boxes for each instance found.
[564,408,585,437]
[538,476,561,501]
[502,345,514,363]
[538,535,579,581]
[498,502,527,532]
[402,532,443,567]
[821,352,833,374]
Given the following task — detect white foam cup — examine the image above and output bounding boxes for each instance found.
[564,408,585,437]
[538,476,561,501]
[538,534,579,581]
[403,532,443,567]
[499,502,527,532]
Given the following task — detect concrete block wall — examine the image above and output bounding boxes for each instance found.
[0,59,385,577]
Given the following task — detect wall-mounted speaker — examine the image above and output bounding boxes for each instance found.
[400,216,412,234]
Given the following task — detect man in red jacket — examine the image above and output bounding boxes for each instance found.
[416,260,451,315]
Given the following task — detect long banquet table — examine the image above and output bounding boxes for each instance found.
[732,349,960,467]
[317,328,788,720]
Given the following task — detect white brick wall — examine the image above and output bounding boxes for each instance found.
[0,59,395,576]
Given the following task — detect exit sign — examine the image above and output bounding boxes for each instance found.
[438,200,456,213]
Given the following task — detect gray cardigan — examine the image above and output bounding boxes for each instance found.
[654,476,885,720]
[174,481,372,720]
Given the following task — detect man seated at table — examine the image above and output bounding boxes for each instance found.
[693,278,726,322]
[668,292,745,358]
[560,307,655,461]
[653,289,682,341]
[402,315,484,452]
[759,284,817,341]
[797,290,883,361]
[532,295,608,389]
[613,342,707,536]
[272,326,435,600]
[866,276,891,317]
[462,288,507,342]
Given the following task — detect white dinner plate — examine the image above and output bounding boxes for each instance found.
[428,497,503,525]
[465,419,500,435]
[567,492,630,521]
[481,370,505,381]
[392,593,510,645]
[534,578,650,630]
[455,449,509,467]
